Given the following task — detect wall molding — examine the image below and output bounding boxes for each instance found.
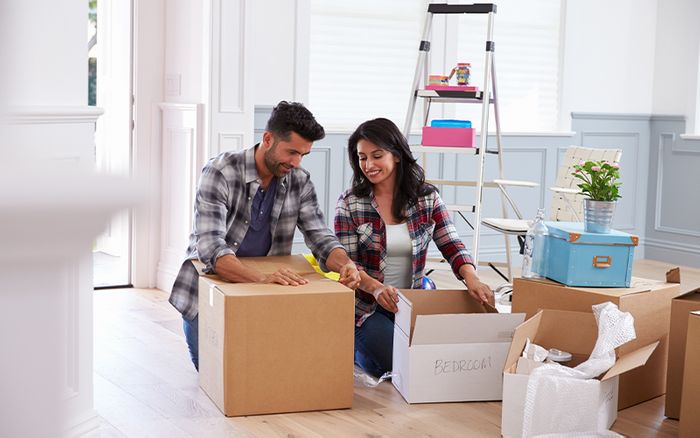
[572,112,652,121]
[157,103,204,293]
[651,114,686,122]
[654,132,700,237]
[645,237,700,256]
[7,106,104,124]
[216,132,245,156]
[216,0,246,113]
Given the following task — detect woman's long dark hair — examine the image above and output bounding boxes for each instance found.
[347,118,435,221]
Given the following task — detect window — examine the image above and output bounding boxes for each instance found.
[309,0,425,132]
[309,0,563,133]
[453,0,563,132]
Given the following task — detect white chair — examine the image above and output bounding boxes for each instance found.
[482,146,623,281]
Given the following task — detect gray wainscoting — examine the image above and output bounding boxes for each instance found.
[253,106,700,269]
[646,116,700,266]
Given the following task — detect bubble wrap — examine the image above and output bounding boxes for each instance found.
[521,302,636,437]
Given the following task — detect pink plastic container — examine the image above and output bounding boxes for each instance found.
[421,126,476,147]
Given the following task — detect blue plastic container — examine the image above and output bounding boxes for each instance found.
[430,119,472,128]
[543,221,638,287]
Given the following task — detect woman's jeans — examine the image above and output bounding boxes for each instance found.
[354,306,395,378]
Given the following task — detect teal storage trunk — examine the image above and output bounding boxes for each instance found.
[543,222,638,287]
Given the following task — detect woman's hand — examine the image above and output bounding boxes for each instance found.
[459,264,494,306]
[372,284,400,313]
[464,277,495,306]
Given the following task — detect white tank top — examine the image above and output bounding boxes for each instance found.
[384,223,413,288]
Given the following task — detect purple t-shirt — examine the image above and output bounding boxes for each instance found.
[236,178,278,257]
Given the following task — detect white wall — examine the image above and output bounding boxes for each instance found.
[651,0,700,132]
[250,0,305,105]
[559,0,658,127]
[164,0,207,103]
[149,0,700,288]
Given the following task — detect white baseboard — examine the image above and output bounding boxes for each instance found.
[64,409,100,438]
[644,237,700,268]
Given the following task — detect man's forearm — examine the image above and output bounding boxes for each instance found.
[214,254,266,283]
[324,247,355,272]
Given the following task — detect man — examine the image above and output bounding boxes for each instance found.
[170,101,361,370]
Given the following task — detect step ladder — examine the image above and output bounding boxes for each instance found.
[403,3,516,282]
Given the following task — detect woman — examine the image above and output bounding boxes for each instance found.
[334,117,494,377]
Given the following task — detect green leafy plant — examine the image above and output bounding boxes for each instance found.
[572,160,622,202]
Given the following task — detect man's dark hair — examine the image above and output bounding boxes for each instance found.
[265,101,325,142]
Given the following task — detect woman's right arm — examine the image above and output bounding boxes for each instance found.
[334,194,398,312]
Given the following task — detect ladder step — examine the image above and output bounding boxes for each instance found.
[416,90,494,104]
[428,179,505,188]
[477,260,509,268]
[410,145,479,155]
[427,3,496,15]
[445,204,476,213]
[411,146,499,155]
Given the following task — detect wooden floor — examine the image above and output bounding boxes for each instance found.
[94,259,699,437]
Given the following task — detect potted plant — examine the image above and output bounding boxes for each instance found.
[572,160,622,233]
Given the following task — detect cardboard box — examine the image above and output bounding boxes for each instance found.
[665,286,700,419]
[391,289,525,403]
[680,311,700,437]
[543,222,638,287]
[512,272,679,409]
[197,255,354,416]
[501,309,658,437]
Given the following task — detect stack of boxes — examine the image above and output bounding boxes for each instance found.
[192,246,698,434]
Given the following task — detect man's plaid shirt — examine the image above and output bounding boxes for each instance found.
[169,145,343,320]
[334,187,474,327]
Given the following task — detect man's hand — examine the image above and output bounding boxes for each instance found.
[262,267,309,286]
[464,277,495,306]
[338,262,361,290]
[373,284,400,313]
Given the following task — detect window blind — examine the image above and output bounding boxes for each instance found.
[309,0,563,133]
[454,0,563,132]
[309,0,426,132]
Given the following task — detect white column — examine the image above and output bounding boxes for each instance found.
[0,1,139,437]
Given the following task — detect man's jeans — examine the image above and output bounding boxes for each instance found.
[354,306,395,378]
[183,315,199,371]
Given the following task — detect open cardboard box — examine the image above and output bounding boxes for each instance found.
[680,311,700,437]
[501,309,658,437]
[665,283,700,419]
[392,289,525,403]
[512,270,679,409]
[196,255,355,417]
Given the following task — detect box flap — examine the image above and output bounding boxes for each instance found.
[675,287,700,301]
[515,276,660,298]
[192,255,317,277]
[397,289,493,341]
[666,267,681,284]
[192,259,206,275]
[504,309,600,373]
[504,311,543,372]
[601,341,659,381]
[411,312,525,345]
[206,274,351,296]
[545,221,638,246]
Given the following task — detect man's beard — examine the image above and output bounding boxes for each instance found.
[264,142,287,177]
